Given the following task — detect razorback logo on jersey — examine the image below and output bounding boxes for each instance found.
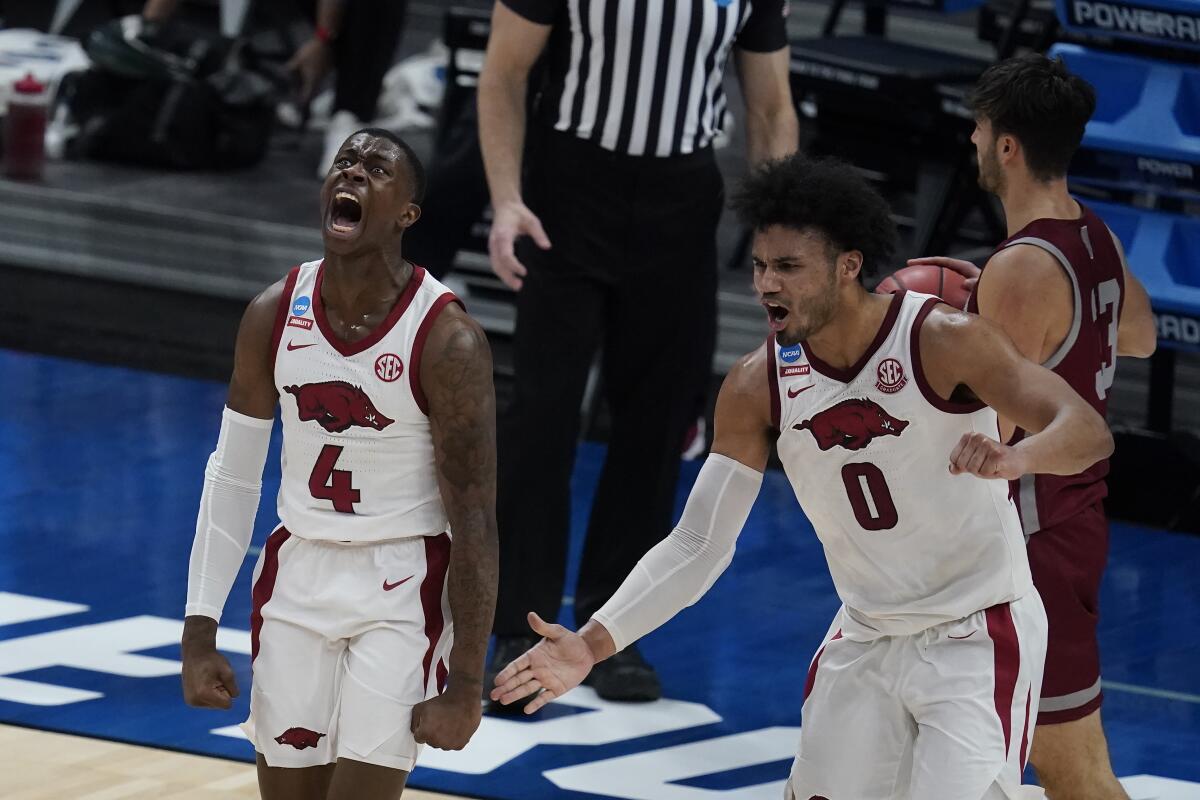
[794,398,908,451]
[274,727,325,750]
[284,381,394,433]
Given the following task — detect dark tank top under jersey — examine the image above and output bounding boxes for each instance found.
[967,203,1126,535]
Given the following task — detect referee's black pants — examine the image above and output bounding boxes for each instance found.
[494,128,722,635]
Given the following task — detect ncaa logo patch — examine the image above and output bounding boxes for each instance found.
[292,296,311,316]
[875,358,907,394]
[779,343,803,363]
[375,353,404,383]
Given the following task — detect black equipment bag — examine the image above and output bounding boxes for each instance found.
[58,17,280,170]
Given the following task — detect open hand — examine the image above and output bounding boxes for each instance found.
[949,432,1027,480]
[488,201,551,291]
[286,37,333,105]
[907,256,981,296]
[490,612,595,714]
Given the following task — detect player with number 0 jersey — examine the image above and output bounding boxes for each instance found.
[490,155,1114,800]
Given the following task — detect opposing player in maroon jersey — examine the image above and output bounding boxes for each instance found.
[911,54,1156,800]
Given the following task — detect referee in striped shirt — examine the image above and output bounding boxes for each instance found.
[481,0,798,704]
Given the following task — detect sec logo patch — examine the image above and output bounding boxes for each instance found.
[875,358,907,394]
[375,353,404,382]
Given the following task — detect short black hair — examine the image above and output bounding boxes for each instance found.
[731,154,898,282]
[968,53,1096,182]
[349,127,427,203]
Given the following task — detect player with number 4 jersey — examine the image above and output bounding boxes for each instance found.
[181,129,498,800]
[489,155,1114,800]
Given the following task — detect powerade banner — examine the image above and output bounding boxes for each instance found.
[1057,0,1200,49]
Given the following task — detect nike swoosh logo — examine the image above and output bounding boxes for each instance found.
[382,575,415,591]
[947,631,976,640]
[787,385,815,398]
[287,341,318,351]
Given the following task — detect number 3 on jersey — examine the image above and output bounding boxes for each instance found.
[1092,278,1120,400]
[309,444,360,513]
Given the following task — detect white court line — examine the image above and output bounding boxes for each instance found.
[1103,680,1200,705]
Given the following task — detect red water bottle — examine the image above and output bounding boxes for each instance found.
[4,73,48,180]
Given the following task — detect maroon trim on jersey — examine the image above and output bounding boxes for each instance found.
[270,267,301,365]
[410,293,466,416]
[802,629,842,703]
[313,263,427,357]
[802,290,904,384]
[985,603,1020,758]
[766,335,781,433]
[250,527,292,662]
[1019,685,1032,770]
[911,297,987,414]
[420,532,452,693]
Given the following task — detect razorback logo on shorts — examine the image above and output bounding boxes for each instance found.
[274,727,326,750]
[284,381,394,433]
[793,398,908,451]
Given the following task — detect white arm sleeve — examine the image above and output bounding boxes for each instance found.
[185,407,273,622]
[591,454,763,652]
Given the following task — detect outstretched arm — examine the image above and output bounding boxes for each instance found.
[491,347,774,712]
[412,305,498,750]
[182,279,283,709]
[920,306,1113,480]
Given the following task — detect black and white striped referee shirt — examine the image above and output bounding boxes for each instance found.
[502,0,788,157]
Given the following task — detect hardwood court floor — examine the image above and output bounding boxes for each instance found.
[0,725,468,800]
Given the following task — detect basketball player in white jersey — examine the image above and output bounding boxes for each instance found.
[491,155,1114,800]
[180,129,498,800]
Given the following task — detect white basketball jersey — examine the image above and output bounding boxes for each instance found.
[771,291,1032,637]
[271,260,459,542]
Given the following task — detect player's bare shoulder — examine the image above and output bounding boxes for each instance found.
[226,272,295,415]
[981,243,1070,305]
[727,342,771,400]
[918,301,1022,398]
[421,303,494,391]
[717,343,774,431]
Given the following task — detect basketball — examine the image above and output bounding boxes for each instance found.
[875,265,973,310]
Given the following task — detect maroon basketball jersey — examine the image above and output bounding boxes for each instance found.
[968,204,1125,534]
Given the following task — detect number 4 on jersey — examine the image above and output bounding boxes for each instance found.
[309,445,360,513]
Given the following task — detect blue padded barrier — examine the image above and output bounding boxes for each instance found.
[1088,198,1200,350]
[1052,43,1200,198]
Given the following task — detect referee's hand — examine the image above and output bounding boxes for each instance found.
[489,200,551,291]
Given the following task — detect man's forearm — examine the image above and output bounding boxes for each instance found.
[1014,407,1114,477]
[478,72,528,206]
[745,107,799,166]
[446,516,499,684]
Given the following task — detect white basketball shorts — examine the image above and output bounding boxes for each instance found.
[240,527,453,771]
[786,591,1047,800]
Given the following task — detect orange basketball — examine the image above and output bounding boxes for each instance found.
[875,264,972,310]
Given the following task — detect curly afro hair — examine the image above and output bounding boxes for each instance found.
[731,154,898,282]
